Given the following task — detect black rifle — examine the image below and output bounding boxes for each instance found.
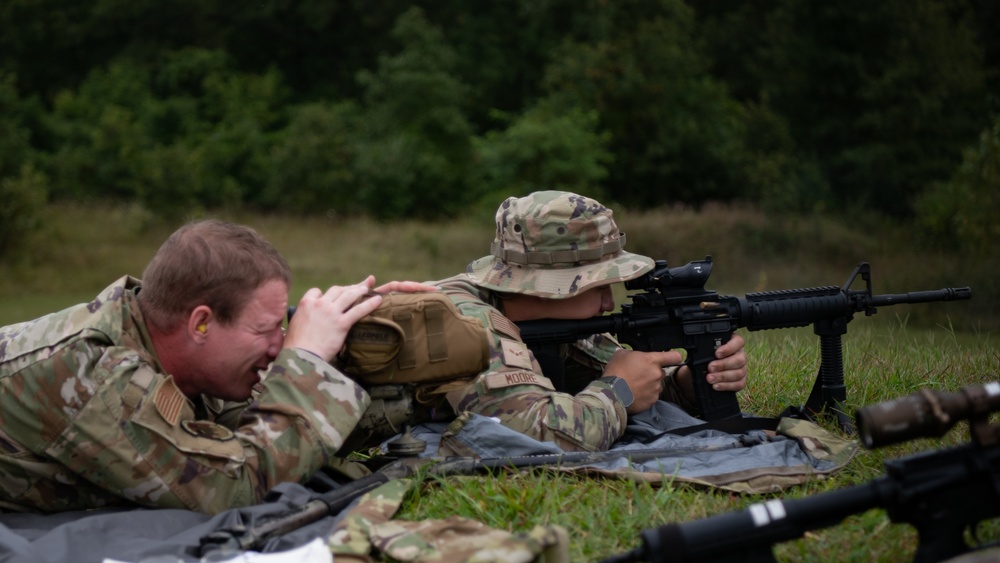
[516,257,971,431]
[599,381,1000,563]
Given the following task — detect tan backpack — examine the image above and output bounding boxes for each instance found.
[335,291,491,452]
[338,291,490,386]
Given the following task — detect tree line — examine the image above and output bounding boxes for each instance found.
[1,0,998,255]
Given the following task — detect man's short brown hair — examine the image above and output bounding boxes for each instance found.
[138,219,292,330]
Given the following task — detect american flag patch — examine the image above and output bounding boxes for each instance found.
[154,380,186,426]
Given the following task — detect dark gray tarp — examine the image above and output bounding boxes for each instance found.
[0,482,335,563]
[422,402,854,484]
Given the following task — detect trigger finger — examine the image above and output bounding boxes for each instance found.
[663,350,685,366]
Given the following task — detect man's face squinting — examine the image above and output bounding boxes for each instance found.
[198,279,288,401]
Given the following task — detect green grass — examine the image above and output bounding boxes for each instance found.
[1,202,998,561]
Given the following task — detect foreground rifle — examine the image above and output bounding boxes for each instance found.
[516,257,971,431]
[600,381,1000,563]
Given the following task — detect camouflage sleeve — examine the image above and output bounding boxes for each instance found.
[660,366,700,415]
[44,347,369,514]
[438,281,626,452]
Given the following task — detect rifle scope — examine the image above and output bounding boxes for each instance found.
[625,256,713,292]
[855,382,1000,449]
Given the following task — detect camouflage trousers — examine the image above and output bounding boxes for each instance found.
[327,478,569,563]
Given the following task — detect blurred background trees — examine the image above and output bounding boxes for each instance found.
[0,0,998,254]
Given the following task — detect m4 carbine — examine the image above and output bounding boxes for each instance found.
[599,381,1000,563]
[516,257,971,431]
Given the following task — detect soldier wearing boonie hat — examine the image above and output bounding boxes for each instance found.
[431,190,749,452]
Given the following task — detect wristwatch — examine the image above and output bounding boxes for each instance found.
[598,376,634,409]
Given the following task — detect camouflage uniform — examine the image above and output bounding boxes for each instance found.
[430,191,690,452]
[0,276,369,515]
[329,478,570,562]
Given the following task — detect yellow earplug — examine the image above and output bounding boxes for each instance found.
[196,323,208,334]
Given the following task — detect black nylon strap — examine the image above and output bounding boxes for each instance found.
[650,416,781,439]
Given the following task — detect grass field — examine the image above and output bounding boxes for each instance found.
[1,202,997,561]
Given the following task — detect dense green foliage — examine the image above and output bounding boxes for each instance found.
[1,0,998,251]
[916,115,1000,253]
[0,73,47,257]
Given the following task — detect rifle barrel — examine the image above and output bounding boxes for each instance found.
[870,286,972,307]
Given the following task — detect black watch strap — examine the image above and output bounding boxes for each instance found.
[597,376,635,409]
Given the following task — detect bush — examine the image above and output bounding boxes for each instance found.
[349,7,475,219]
[0,165,48,258]
[39,49,290,217]
[915,116,1000,254]
[471,103,611,209]
[738,100,830,214]
[262,101,361,215]
[539,0,754,207]
[0,72,47,258]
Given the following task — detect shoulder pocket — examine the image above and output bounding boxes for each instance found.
[131,378,245,476]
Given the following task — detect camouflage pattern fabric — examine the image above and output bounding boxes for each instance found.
[0,276,370,514]
[466,191,653,299]
[431,275,627,452]
[328,478,570,563]
[328,477,415,559]
[371,517,569,563]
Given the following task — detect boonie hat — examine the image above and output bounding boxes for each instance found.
[466,191,654,298]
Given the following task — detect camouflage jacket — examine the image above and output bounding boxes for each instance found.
[0,276,369,515]
[431,274,628,452]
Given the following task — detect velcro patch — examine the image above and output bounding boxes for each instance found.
[349,323,401,347]
[483,371,555,391]
[154,380,186,427]
[181,420,235,442]
[489,310,521,339]
[500,338,534,370]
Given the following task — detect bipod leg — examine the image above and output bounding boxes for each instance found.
[781,321,854,433]
[814,321,853,433]
[785,365,851,433]
[796,356,852,432]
